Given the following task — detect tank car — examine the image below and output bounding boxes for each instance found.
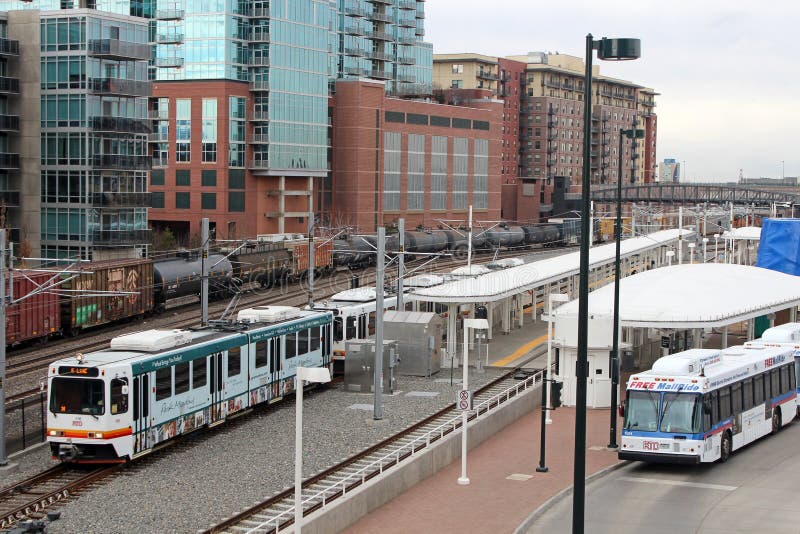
[522,224,561,246]
[485,225,525,248]
[403,231,449,255]
[153,253,233,311]
[229,242,291,289]
[334,235,377,269]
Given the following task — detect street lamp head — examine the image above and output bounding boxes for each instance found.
[296,366,331,384]
[596,38,641,61]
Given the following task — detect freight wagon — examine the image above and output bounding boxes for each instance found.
[6,271,62,345]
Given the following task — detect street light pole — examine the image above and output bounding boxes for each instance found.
[575,34,640,534]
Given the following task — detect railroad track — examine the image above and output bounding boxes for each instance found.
[204,363,544,534]
[0,464,119,530]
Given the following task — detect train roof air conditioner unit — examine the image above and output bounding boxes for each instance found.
[110,329,194,352]
[237,305,303,323]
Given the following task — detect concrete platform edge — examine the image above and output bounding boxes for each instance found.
[0,442,48,475]
[512,460,631,534]
[302,384,540,534]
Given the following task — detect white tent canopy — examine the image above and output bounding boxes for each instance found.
[552,263,800,328]
[722,226,762,241]
[410,229,693,304]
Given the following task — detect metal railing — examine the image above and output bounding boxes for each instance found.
[0,114,19,131]
[87,78,151,97]
[0,76,20,94]
[244,370,542,533]
[88,38,150,61]
[91,192,152,207]
[0,38,19,56]
[92,228,151,245]
[4,392,47,455]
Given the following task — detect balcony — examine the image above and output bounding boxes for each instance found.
[0,190,20,207]
[398,16,415,28]
[250,56,270,67]
[345,6,367,17]
[149,109,169,120]
[344,24,365,36]
[251,28,270,42]
[367,0,392,4]
[92,228,151,246]
[0,153,20,170]
[397,74,415,83]
[92,192,151,208]
[344,66,368,77]
[88,78,151,97]
[250,110,270,122]
[148,131,168,143]
[0,77,19,95]
[370,49,392,61]
[252,6,270,18]
[249,159,269,169]
[88,39,150,61]
[249,79,270,92]
[152,156,168,167]
[415,27,425,36]
[90,116,151,134]
[476,71,498,81]
[92,154,151,170]
[0,38,19,56]
[250,133,269,144]
[396,35,416,45]
[397,56,415,65]
[155,6,184,20]
[398,0,416,9]
[0,114,19,132]
[154,56,184,68]
[155,32,183,44]
[344,47,367,58]
[416,10,426,18]
[368,30,392,41]
[371,11,392,23]
[371,69,391,80]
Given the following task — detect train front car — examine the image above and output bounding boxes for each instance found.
[47,353,135,463]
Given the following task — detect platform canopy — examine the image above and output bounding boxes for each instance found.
[722,226,762,241]
[552,263,800,328]
[410,229,692,304]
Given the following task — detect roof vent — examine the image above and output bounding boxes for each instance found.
[237,305,302,323]
[110,329,193,352]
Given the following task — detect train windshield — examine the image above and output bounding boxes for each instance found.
[49,377,105,416]
[660,392,702,434]
[623,390,660,431]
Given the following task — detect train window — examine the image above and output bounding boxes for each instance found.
[719,386,731,420]
[358,314,367,338]
[228,347,241,376]
[156,368,172,401]
[333,317,343,342]
[142,375,149,418]
[175,362,190,395]
[310,326,320,352]
[731,382,742,415]
[133,377,139,420]
[269,337,281,372]
[754,374,765,405]
[368,312,376,336]
[345,317,356,340]
[110,378,129,415]
[297,329,309,355]
[255,340,268,368]
[193,357,207,389]
[742,378,754,410]
[286,333,297,359]
[49,378,104,415]
[322,324,330,356]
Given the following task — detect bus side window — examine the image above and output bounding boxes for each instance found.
[782,364,792,394]
[789,363,797,392]
[753,374,765,406]
[142,375,149,418]
[719,386,731,421]
[742,378,754,410]
[156,367,172,401]
[702,394,712,431]
[710,390,719,427]
[770,369,780,400]
[731,382,742,415]
[255,341,268,368]
[310,325,321,352]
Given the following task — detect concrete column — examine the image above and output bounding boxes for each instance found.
[486,302,493,340]
[722,326,728,349]
[517,296,524,328]
[747,319,755,341]
[502,298,510,334]
[694,328,704,348]
[447,304,457,367]
[790,307,797,323]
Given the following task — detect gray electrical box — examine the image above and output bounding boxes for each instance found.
[344,339,397,393]
[382,310,443,377]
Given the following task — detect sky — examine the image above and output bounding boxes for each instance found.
[424,0,800,183]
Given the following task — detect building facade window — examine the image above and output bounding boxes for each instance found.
[201,98,217,163]
[407,134,425,211]
[473,139,488,209]
[201,192,216,210]
[383,131,401,211]
[452,137,468,210]
[176,98,191,162]
[229,96,245,167]
[175,191,190,209]
[430,135,447,210]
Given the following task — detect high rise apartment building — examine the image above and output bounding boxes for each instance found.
[0,1,151,261]
[434,51,658,223]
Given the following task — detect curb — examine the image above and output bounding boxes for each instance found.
[512,460,631,534]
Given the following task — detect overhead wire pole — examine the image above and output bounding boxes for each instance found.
[307,177,314,309]
[201,217,209,326]
[374,226,385,420]
[396,218,404,312]
[0,230,7,465]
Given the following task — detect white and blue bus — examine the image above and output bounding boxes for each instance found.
[47,306,332,463]
[745,322,800,417]
[619,345,796,464]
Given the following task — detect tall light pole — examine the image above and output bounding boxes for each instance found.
[576,34,640,534]
[546,293,569,425]
[294,366,331,534]
[713,233,719,263]
[609,125,642,451]
[458,318,488,485]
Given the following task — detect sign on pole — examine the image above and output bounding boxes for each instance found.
[457,389,473,411]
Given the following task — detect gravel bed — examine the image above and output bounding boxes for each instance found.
[1,444,58,488]
[24,368,507,534]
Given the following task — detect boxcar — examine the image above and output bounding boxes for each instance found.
[6,271,61,345]
[61,258,154,334]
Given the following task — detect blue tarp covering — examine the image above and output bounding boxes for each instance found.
[755,218,800,275]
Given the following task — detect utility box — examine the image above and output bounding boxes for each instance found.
[344,339,398,393]
[382,310,443,377]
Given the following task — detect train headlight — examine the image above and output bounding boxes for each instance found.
[48,430,64,437]
[87,432,103,439]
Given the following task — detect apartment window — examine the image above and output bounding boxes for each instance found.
[176,169,190,186]
[201,193,216,210]
[201,170,217,187]
[383,132,401,211]
[451,64,463,74]
[202,98,217,163]
[150,169,164,186]
[175,192,190,209]
[452,138,468,210]
[229,169,245,189]
[407,134,425,211]
[229,96,246,167]
[176,98,191,162]
[451,79,462,89]
[229,191,245,212]
[430,136,447,210]
[151,192,164,208]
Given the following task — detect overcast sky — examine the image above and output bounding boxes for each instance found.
[424,0,800,182]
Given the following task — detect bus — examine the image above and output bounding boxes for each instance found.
[745,322,800,417]
[619,345,796,464]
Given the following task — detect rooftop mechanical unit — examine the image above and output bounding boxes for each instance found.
[110,329,194,352]
[237,305,303,323]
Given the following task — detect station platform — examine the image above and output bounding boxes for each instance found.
[343,315,620,534]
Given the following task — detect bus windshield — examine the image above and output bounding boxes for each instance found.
[660,392,702,434]
[49,377,105,415]
[623,390,660,431]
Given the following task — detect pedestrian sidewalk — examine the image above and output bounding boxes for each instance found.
[344,405,622,534]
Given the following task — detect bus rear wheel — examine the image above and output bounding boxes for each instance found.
[771,408,782,435]
[719,431,732,463]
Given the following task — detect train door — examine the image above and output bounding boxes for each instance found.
[268,337,282,400]
[132,374,151,456]
[358,313,367,339]
[209,352,224,424]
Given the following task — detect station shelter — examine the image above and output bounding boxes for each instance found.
[551,263,800,408]
[408,229,693,368]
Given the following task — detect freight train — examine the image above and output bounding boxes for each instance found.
[333,220,597,268]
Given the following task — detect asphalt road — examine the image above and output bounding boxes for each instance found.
[531,420,800,533]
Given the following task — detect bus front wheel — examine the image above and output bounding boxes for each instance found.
[719,431,732,463]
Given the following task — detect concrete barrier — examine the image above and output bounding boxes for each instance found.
[303,383,541,534]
